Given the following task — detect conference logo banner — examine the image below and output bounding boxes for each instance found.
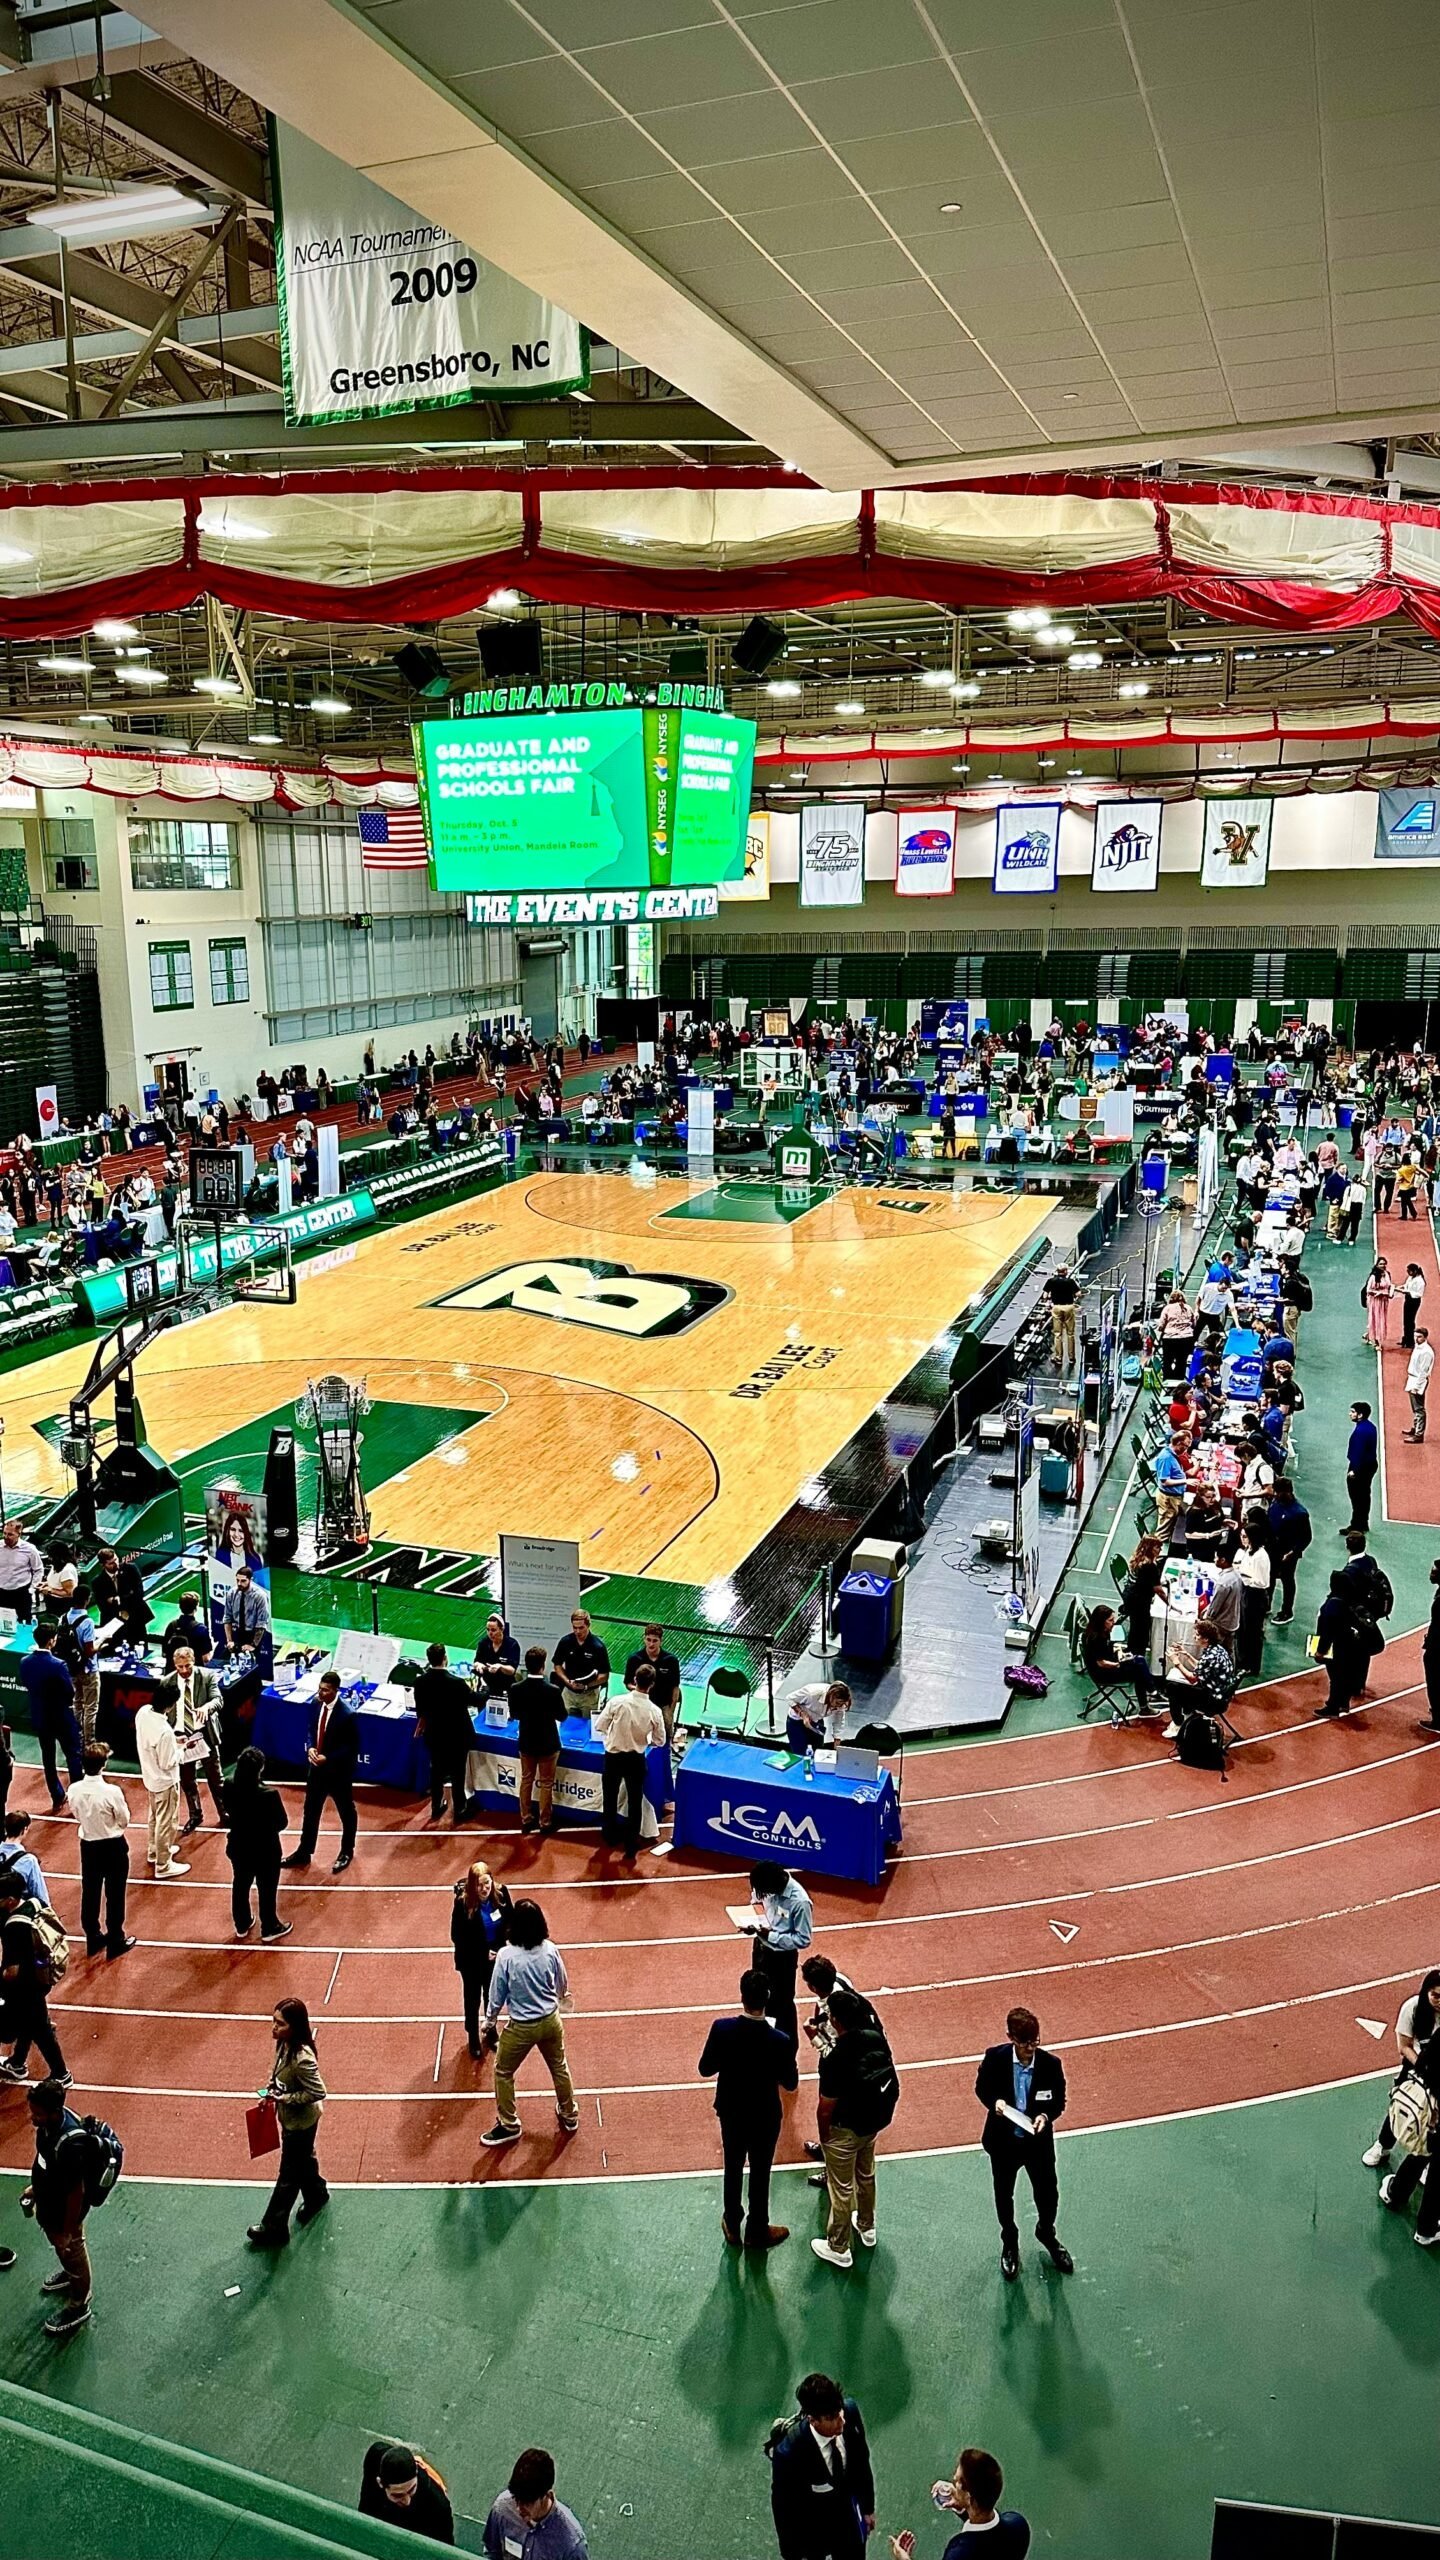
[1092,800,1163,894]
[273,120,588,427]
[1200,796,1272,888]
[720,811,771,902]
[896,807,956,898]
[993,802,1060,896]
[800,803,866,907]
[1375,789,1440,860]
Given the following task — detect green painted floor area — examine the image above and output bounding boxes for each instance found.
[0,2080,1432,2559]
[660,1180,829,1225]
[169,1399,492,1516]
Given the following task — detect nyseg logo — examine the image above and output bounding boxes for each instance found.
[434,1256,729,1338]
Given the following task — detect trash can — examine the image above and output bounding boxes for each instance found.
[835,1571,896,1662]
[1039,1451,1070,1501]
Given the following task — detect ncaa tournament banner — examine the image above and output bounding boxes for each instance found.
[720,810,771,902]
[993,802,1060,896]
[1375,788,1440,860]
[1200,796,1272,888]
[1091,800,1163,894]
[800,803,866,907]
[895,807,956,897]
[273,121,588,427]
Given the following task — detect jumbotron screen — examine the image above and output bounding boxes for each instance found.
[416,706,756,893]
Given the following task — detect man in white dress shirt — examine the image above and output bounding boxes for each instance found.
[133,1699,187,1880]
[68,1744,135,1958]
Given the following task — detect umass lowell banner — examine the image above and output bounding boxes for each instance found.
[1091,801,1162,893]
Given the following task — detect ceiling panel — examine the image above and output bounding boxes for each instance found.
[742,0,938,83]
[361,0,551,77]
[571,25,768,112]
[790,63,972,145]
[636,89,816,161]
[525,0,721,40]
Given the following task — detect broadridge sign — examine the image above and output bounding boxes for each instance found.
[273,121,587,427]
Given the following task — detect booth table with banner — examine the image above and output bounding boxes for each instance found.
[672,1737,901,1885]
[251,1688,671,1831]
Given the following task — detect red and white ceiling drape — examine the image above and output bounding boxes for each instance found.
[3,469,1440,634]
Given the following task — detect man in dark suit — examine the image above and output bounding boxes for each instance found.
[158,1645,227,1834]
[975,2004,1073,2282]
[698,1967,797,2249]
[412,1643,478,1822]
[282,1670,359,1874]
[768,2371,875,2560]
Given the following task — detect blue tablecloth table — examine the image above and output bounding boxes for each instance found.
[672,1737,900,1885]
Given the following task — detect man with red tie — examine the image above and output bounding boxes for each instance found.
[282,1669,360,1875]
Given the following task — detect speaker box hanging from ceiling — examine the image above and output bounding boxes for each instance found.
[731,615,786,678]
[393,640,451,698]
[668,643,708,680]
[478,621,544,682]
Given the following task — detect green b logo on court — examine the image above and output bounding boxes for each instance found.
[433,1257,729,1338]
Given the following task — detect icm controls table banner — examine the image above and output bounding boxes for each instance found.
[273,120,588,428]
[800,803,866,906]
[1091,800,1162,893]
[993,802,1060,896]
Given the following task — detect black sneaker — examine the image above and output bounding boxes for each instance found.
[0,2247,14,2272]
[802,2140,824,2161]
[261,1922,293,1941]
[331,1851,353,1874]
[43,2302,91,2338]
[107,1938,137,1961]
[1001,2244,1020,2281]
[480,2123,521,2148]
[247,2224,289,2247]
[296,2193,329,2226]
[280,1853,310,1871]
[807,2171,827,2189]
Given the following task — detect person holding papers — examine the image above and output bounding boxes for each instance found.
[974,2006,1073,2284]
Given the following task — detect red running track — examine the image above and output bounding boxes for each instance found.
[1374,1190,1440,1525]
[4,1641,1435,2187]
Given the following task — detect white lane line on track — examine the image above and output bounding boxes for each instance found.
[28,1725,1439,1897]
[50,1874,1440,2029]
[0,2066,1397,2194]
[324,1951,343,2005]
[43,1800,1440,1958]
[26,1959,1427,2108]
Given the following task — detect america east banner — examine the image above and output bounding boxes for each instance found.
[895,807,956,897]
[1091,801,1163,893]
[1375,789,1440,860]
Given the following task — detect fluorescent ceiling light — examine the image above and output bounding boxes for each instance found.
[93,619,139,643]
[193,673,243,696]
[952,762,969,774]
[486,588,520,611]
[950,679,982,699]
[1068,650,1103,670]
[1118,680,1151,698]
[249,729,282,745]
[834,699,865,716]
[114,663,168,686]
[766,678,801,697]
[1035,623,1076,648]
[77,713,111,725]
[309,694,350,714]
[29,185,219,246]
[919,667,954,687]
[36,653,90,675]
[1007,607,1049,630]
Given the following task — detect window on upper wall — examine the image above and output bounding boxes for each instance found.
[209,937,250,1005]
[130,818,240,892]
[149,940,193,1011]
[43,817,98,891]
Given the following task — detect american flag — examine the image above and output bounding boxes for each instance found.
[357,804,430,872]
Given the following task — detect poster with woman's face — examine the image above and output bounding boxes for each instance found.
[205,1486,268,1578]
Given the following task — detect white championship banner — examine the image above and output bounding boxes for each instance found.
[800,802,866,907]
[1200,795,1273,889]
[274,121,588,428]
[1092,800,1163,893]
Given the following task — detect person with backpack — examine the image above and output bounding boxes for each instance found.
[1364,1967,1440,2172]
[811,1988,899,2270]
[767,2372,876,2560]
[975,2006,1072,2283]
[17,1622,82,1811]
[19,2075,120,2337]
[0,1872,68,2086]
[1313,1571,1383,1717]
[56,1597,101,1751]
[1159,1613,1237,1746]
[1419,1558,1440,1735]
[1377,2025,1440,2249]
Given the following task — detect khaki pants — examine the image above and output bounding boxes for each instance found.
[146,1781,180,1871]
[76,1670,100,1748]
[1051,1303,1078,1370]
[494,2010,576,2132]
[519,1751,557,1826]
[823,2124,876,2252]
[1156,1489,1183,1541]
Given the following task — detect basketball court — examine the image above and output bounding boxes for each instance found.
[0,1169,1047,1593]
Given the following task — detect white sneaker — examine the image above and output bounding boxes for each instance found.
[154,1861,190,1878]
[856,2225,878,2249]
[1362,2142,1391,2169]
[1379,2174,1399,2209]
[1162,1719,1180,1740]
[810,2237,853,2270]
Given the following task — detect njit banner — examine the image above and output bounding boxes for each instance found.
[273,120,588,428]
[720,810,771,902]
[993,802,1060,896]
[1092,801,1163,894]
[895,807,956,897]
[1375,788,1440,860]
[800,804,866,907]
[1200,796,1272,888]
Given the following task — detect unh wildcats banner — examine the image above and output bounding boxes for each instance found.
[993,802,1060,896]
[1091,800,1162,893]
[1200,796,1272,889]
[273,121,588,427]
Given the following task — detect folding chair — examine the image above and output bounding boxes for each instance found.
[854,1720,904,1799]
[1078,1668,1144,1726]
[1108,1553,1129,1600]
[702,1663,754,1735]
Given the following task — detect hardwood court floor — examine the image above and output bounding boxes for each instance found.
[0,1172,1046,1583]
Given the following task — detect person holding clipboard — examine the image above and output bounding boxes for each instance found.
[974,2006,1073,2284]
